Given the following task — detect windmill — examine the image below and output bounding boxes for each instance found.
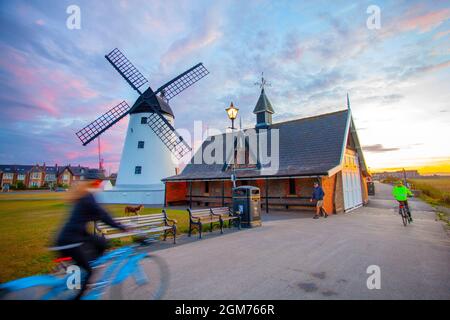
[76,48,208,204]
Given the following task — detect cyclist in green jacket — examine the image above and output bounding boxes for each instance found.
[392,181,413,222]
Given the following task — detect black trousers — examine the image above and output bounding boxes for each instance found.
[398,200,411,218]
[59,235,107,299]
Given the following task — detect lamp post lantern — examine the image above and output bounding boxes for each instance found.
[226,102,239,130]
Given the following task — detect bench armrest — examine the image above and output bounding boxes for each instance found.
[166,218,177,225]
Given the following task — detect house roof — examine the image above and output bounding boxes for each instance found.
[0,165,35,174]
[164,109,363,181]
[253,89,274,114]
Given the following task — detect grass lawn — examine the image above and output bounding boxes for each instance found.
[0,192,189,283]
[409,177,450,207]
[409,177,450,228]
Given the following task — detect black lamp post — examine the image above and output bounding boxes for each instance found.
[225,102,239,130]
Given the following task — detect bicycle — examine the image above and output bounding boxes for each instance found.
[398,202,411,227]
[0,232,169,300]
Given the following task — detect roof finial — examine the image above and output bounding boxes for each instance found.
[255,72,271,91]
[347,93,351,110]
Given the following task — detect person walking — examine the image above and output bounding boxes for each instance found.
[310,181,327,219]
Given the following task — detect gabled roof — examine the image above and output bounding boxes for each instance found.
[253,89,274,114]
[164,109,364,181]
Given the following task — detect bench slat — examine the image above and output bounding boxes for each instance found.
[104,226,173,239]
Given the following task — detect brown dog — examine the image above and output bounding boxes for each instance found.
[124,204,143,216]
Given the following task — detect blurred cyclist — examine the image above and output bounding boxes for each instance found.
[392,181,413,222]
[54,180,127,299]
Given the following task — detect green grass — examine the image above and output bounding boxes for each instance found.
[0,192,189,283]
[409,177,450,208]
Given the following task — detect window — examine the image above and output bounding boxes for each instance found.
[138,141,145,149]
[3,173,13,180]
[32,172,41,179]
[141,117,147,124]
[289,178,296,195]
[204,181,209,193]
[135,166,142,174]
[17,174,25,181]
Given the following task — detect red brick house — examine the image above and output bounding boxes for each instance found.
[163,90,370,214]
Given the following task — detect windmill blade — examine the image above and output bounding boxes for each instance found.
[145,105,191,159]
[105,48,148,94]
[76,101,131,146]
[155,63,209,101]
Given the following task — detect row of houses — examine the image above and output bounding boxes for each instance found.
[0,164,105,189]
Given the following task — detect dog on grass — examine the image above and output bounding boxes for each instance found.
[124,204,143,216]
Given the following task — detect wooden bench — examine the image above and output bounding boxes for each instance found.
[188,208,222,239]
[210,207,241,230]
[94,210,177,244]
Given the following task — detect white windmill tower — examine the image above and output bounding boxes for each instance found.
[76,48,209,204]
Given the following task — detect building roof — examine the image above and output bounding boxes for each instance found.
[0,165,35,174]
[253,89,274,114]
[164,109,365,181]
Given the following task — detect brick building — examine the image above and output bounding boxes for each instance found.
[163,90,370,214]
[0,164,105,190]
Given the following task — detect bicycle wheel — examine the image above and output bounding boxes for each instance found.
[109,254,169,300]
[401,208,408,227]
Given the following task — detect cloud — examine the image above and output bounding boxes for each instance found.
[363,144,400,153]
[398,7,450,33]
[160,7,222,68]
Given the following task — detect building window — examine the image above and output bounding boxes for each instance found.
[141,117,147,124]
[205,181,209,194]
[17,174,25,181]
[138,141,145,149]
[289,178,296,195]
[3,173,13,180]
[135,166,142,174]
[32,172,41,179]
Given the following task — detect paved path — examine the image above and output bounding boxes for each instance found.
[144,182,450,299]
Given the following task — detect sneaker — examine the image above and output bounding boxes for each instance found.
[313,215,319,219]
[409,217,413,223]
[324,214,328,218]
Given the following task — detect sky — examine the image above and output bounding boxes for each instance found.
[0,0,449,175]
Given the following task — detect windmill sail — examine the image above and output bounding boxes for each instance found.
[76,101,131,146]
[155,63,209,101]
[145,105,191,159]
[105,48,148,94]
[77,48,209,161]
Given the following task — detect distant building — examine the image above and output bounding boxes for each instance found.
[371,170,421,181]
[0,163,105,189]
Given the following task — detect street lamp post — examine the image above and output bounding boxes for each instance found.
[225,102,239,130]
[226,102,239,188]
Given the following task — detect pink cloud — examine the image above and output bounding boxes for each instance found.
[0,45,99,116]
[434,29,450,40]
[399,8,450,33]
